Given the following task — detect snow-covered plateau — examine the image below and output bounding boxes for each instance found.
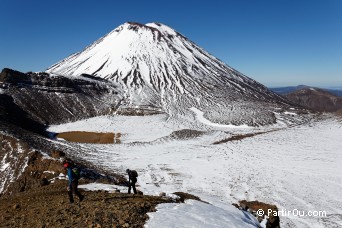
[48,114,342,228]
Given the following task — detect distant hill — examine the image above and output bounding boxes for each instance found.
[285,88,342,112]
[270,85,342,97]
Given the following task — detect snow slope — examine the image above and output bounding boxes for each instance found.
[145,200,259,228]
[48,115,342,227]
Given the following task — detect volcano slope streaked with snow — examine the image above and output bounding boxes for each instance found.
[48,114,342,228]
[46,22,299,127]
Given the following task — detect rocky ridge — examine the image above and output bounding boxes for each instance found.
[0,68,123,126]
[285,88,342,112]
[0,180,175,228]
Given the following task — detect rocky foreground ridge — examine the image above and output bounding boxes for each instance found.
[0,179,174,228]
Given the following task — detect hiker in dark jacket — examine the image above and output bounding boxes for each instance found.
[63,161,84,203]
[126,169,138,194]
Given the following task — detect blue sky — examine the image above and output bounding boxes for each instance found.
[0,0,341,87]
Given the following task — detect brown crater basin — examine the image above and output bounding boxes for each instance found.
[57,131,121,144]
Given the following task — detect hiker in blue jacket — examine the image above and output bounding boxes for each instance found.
[63,161,84,203]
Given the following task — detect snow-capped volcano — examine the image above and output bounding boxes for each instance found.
[47,22,267,95]
[47,22,296,126]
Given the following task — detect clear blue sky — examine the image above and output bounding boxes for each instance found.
[0,0,341,87]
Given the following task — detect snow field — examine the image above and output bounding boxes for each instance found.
[49,114,342,227]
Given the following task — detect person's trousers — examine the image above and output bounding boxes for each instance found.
[68,180,83,203]
[128,180,137,194]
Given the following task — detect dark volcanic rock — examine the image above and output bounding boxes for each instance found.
[0,68,31,84]
[0,94,47,136]
[1,68,122,125]
[173,192,204,203]
[169,129,205,140]
[51,150,66,158]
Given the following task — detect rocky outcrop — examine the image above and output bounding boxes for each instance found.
[236,200,280,228]
[0,133,70,195]
[0,68,31,84]
[172,192,205,203]
[0,134,33,194]
[1,68,123,125]
[0,132,126,195]
[2,149,64,195]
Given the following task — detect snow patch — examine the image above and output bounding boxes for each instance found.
[190,107,250,128]
[79,183,127,193]
[0,161,10,172]
[284,111,297,116]
[145,199,259,228]
[43,171,56,174]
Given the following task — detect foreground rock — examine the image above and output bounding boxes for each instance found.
[0,180,174,228]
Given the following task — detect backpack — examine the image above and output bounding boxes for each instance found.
[72,167,81,180]
[131,170,138,178]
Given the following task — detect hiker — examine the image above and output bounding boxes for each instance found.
[126,169,138,194]
[63,160,84,203]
